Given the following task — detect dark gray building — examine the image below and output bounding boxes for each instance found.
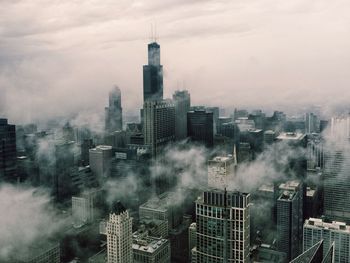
[277,180,303,261]
[105,86,123,133]
[0,118,17,182]
[187,110,213,147]
[172,90,191,140]
[143,42,163,102]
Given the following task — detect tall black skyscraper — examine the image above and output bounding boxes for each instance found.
[187,110,214,147]
[105,86,123,133]
[0,118,17,182]
[143,42,163,101]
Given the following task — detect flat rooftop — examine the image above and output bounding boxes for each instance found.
[305,218,350,233]
[132,232,168,254]
[276,132,305,141]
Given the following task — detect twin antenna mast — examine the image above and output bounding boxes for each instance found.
[149,22,158,42]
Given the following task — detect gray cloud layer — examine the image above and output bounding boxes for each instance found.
[1,0,350,123]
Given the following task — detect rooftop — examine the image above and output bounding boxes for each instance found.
[132,232,168,254]
[305,218,350,232]
[276,132,305,141]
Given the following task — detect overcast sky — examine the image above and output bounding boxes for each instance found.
[1,0,350,123]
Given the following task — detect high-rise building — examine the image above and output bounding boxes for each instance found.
[303,218,348,263]
[305,113,320,134]
[195,189,251,263]
[276,180,303,261]
[187,110,214,147]
[107,202,133,263]
[0,118,17,182]
[81,138,94,166]
[54,140,75,201]
[143,100,175,157]
[189,223,197,259]
[324,115,350,223]
[89,145,113,180]
[72,189,100,227]
[208,155,236,190]
[105,86,123,133]
[173,90,191,140]
[143,42,163,102]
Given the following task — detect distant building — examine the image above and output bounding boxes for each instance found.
[194,189,251,263]
[89,145,113,180]
[264,130,276,145]
[15,242,60,263]
[133,229,171,263]
[173,90,191,140]
[105,86,123,133]
[72,189,100,228]
[305,113,320,134]
[143,100,175,157]
[188,223,197,259]
[143,42,163,101]
[277,180,303,261]
[187,110,213,147]
[81,139,94,166]
[208,155,236,190]
[0,118,17,182]
[276,132,307,147]
[54,140,75,201]
[304,218,349,263]
[106,202,133,263]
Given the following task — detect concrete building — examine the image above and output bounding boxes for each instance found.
[303,218,349,263]
[172,90,191,140]
[143,42,163,102]
[208,155,236,190]
[189,222,197,256]
[194,189,251,263]
[305,113,320,134]
[105,86,123,133]
[89,145,113,180]
[106,202,133,263]
[277,180,304,261]
[0,118,17,182]
[72,189,100,227]
[139,192,183,237]
[132,229,171,263]
[143,100,175,157]
[187,110,214,147]
[15,242,60,263]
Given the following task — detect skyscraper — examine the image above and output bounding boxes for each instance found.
[172,90,191,140]
[107,202,133,263]
[303,218,347,263]
[105,86,123,133]
[89,145,113,180]
[276,180,303,261]
[324,115,350,223]
[194,189,251,263]
[143,100,175,157]
[0,118,17,182]
[143,42,163,102]
[187,110,214,147]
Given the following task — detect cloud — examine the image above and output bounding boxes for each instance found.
[0,184,68,261]
[1,0,350,124]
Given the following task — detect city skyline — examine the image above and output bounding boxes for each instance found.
[1,0,350,123]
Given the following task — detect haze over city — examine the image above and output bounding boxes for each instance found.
[1,0,350,124]
[1,1,350,263]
